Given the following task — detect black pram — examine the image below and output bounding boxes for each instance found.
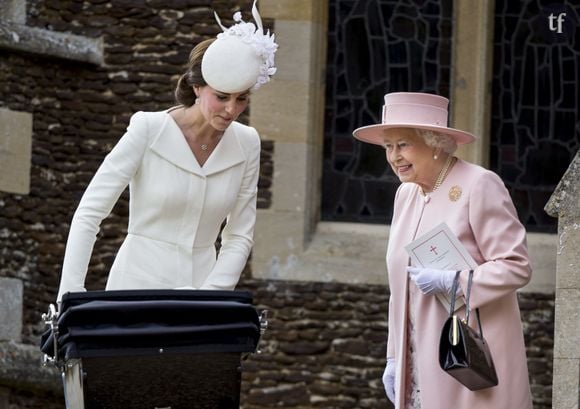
[40,289,267,409]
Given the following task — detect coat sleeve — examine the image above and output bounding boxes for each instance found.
[386,295,395,358]
[200,127,260,290]
[57,112,149,301]
[459,169,532,308]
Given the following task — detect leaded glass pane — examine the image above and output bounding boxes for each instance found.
[491,1,580,232]
[323,0,452,224]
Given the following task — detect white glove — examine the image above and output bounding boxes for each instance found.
[407,267,456,295]
[383,357,396,403]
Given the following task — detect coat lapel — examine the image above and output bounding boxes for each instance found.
[150,114,204,176]
[149,114,246,177]
[202,125,246,176]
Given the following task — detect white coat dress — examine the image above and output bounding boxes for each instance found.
[57,110,260,301]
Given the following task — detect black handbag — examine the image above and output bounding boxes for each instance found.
[438,270,498,390]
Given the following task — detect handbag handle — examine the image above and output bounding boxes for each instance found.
[448,270,485,340]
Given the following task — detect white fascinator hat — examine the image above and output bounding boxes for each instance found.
[201,0,278,93]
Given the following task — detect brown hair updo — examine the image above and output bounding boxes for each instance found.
[174,38,215,107]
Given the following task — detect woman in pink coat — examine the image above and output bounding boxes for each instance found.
[353,92,533,409]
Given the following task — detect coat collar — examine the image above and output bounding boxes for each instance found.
[150,113,246,177]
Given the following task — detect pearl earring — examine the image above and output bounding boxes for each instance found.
[434,154,438,160]
[195,98,200,105]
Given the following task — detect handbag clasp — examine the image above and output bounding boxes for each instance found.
[452,315,459,345]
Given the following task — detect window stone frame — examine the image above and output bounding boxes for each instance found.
[249,0,555,293]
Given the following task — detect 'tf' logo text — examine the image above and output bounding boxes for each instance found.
[548,13,566,33]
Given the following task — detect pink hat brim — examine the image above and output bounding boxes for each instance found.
[353,123,476,146]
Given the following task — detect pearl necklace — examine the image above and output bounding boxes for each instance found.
[420,155,455,203]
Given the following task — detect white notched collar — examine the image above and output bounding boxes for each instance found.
[150,113,246,177]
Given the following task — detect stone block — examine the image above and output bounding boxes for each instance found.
[287,222,389,285]
[545,150,579,221]
[451,0,494,168]
[250,80,312,142]
[553,288,580,359]
[552,358,579,409]
[0,22,103,65]
[0,277,23,342]
[272,20,319,83]
[0,0,26,23]
[555,224,579,289]
[252,209,307,279]
[270,142,309,211]
[0,108,32,195]
[252,218,390,285]
[261,0,326,23]
[0,341,61,393]
[522,232,556,293]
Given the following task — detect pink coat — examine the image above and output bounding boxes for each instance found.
[386,159,533,409]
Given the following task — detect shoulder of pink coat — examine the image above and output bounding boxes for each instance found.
[454,159,508,192]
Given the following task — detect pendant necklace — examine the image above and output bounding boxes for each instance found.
[199,134,223,152]
[421,155,455,203]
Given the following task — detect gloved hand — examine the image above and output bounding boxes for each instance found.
[382,357,396,403]
[407,267,456,295]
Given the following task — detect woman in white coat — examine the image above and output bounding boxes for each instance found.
[57,2,278,301]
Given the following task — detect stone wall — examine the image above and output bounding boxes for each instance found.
[237,280,555,409]
[2,278,555,409]
[0,1,554,408]
[239,280,389,409]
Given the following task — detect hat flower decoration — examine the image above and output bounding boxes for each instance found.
[202,0,278,93]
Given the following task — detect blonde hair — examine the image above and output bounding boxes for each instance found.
[415,129,457,154]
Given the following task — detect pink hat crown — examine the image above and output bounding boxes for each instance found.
[353,92,476,146]
[382,93,448,127]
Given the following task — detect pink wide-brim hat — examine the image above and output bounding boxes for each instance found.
[352,92,476,145]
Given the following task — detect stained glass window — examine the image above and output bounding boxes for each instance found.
[491,1,580,232]
[322,0,452,223]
